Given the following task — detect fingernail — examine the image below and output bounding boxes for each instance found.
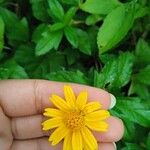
[113,142,117,149]
[109,94,116,109]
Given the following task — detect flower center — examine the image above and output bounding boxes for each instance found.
[65,111,84,130]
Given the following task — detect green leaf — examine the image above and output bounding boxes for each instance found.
[50,22,65,32]
[7,17,29,44]
[64,26,78,48]
[116,97,150,127]
[0,0,4,3]
[76,28,91,55]
[0,8,29,45]
[14,45,36,66]
[0,16,4,52]
[85,14,103,26]
[110,52,134,88]
[14,45,66,78]
[47,52,66,72]
[95,52,134,89]
[134,65,150,85]
[87,26,99,52]
[80,0,121,15]
[61,0,79,5]
[45,70,91,85]
[123,119,137,141]
[0,59,28,79]
[32,24,48,43]
[64,48,79,65]
[147,133,150,150]
[36,30,63,55]
[30,0,50,21]
[122,143,142,150]
[97,3,135,53]
[63,7,77,25]
[135,5,149,19]
[0,7,18,29]
[128,81,150,100]
[135,38,150,67]
[94,60,117,88]
[47,0,64,21]
[0,68,9,79]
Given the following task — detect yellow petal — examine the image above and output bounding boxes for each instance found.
[81,127,98,150]
[63,131,73,150]
[83,143,89,150]
[85,121,109,132]
[76,91,88,110]
[85,110,110,121]
[64,85,76,107]
[42,118,62,131]
[83,102,101,114]
[83,140,98,150]
[49,124,68,145]
[72,131,82,150]
[50,94,70,112]
[43,108,64,117]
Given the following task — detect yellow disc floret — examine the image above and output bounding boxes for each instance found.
[65,111,84,130]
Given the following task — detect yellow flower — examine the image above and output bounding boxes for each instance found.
[42,85,110,150]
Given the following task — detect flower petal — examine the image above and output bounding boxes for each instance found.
[81,127,98,150]
[63,131,73,150]
[85,121,109,132]
[49,124,68,145]
[83,143,89,150]
[83,102,101,114]
[76,91,88,110]
[42,118,62,131]
[85,110,110,121]
[43,108,64,117]
[50,94,70,111]
[72,131,82,150]
[64,85,76,107]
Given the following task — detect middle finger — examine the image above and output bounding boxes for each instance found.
[11,115,124,142]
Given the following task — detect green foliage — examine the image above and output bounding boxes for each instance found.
[47,0,64,21]
[0,59,28,79]
[45,70,91,85]
[94,52,134,89]
[135,38,150,67]
[0,0,149,149]
[64,26,78,48]
[147,133,150,149]
[114,97,150,127]
[36,30,63,55]
[121,143,142,150]
[30,0,50,22]
[0,16,4,52]
[80,0,121,15]
[134,65,150,85]
[97,2,135,54]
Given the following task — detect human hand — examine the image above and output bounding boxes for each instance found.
[0,80,124,150]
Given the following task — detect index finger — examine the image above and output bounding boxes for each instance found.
[0,80,111,117]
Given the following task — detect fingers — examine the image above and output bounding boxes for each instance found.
[94,116,124,142]
[0,80,111,117]
[11,138,116,150]
[100,143,116,150]
[11,115,44,140]
[11,138,62,150]
[0,106,13,150]
[11,115,123,143]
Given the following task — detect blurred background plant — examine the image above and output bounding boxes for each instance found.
[0,0,150,149]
